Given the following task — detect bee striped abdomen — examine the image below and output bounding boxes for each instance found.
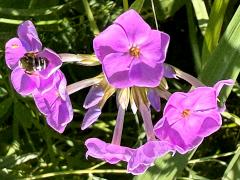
[20,53,48,74]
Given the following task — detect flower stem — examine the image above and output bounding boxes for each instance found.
[123,0,129,11]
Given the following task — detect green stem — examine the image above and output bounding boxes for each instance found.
[123,0,129,11]
[82,0,100,35]
[21,169,127,179]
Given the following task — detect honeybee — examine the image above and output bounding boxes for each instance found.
[19,52,48,74]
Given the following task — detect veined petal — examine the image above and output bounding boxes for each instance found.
[17,20,42,51]
[5,38,27,70]
[114,9,151,45]
[127,141,175,175]
[129,61,164,87]
[93,24,129,61]
[38,48,62,78]
[83,85,104,109]
[85,138,132,164]
[81,106,101,130]
[11,67,38,96]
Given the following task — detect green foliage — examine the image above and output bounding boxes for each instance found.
[0,0,239,179]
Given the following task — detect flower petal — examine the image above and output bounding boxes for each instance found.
[17,20,42,51]
[81,106,101,130]
[11,67,38,96]
[85,138,132,164]
[93,24,129,61]
[83,85,104,109]
[141,30,170,64]
[102,53,133,88]
[129,61,164,87]
[127,141,175,175]
[5,38,27,70]
[147,88,161,112]
[37,48,62,78]
[114,9,151,45]
[213,79,234,96]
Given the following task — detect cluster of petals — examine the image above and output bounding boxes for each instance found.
[5,20,73,133]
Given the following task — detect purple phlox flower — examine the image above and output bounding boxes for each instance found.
[5,20,62,96]
[93,9,170,88]
[154,79,234,154]
[33,70,73,133]
[147,88,161,112]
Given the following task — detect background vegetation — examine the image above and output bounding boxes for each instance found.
[0,0,240,179]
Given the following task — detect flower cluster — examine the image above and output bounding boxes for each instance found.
[5,21,73,133]
[5,10,234,175]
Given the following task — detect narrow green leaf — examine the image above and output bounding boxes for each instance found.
[200,4,240,102]
[154,0,186,21]
[0,97,12,120]
[130,0,145,13]
[222,147,240,180]
[191,0,209,35]
[201,0,230,64]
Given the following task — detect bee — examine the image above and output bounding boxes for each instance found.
[19,52,48,74]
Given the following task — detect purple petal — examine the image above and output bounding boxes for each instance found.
[127,141,175,175]
[11,67,38,96]
[5,38,27,70]
[141,30,170,64]
[129,61,164,87]
[84,85,104,109]
[37,48,62,78]
[114,9,151,45]
[213,79,234,96]
[107,70,133,88]
[163,64,177,78]
[147,89,161,112]
[81,106,101,130]
[85,138,132,164]
[46,93,73,133]
[93,24,129,61]
[17,20,42,51]
[37,74,56,94]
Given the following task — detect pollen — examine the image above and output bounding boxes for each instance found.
[129,46,140,58]
[11,44,19,48]
[181,109,191,118]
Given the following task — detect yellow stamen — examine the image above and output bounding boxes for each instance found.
[11,44,19,48]
[182,109,191,118]
[129,46,140,58]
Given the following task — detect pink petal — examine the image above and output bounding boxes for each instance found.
[85,138,132,164]
[141,30,170,64]
[213,79,234,96]
[127,141,175,175]
[114,9,151,45]
[81,106,101,130]
[11,67,38,96]
[37,48,62,78]
[129,61,164,87]
[93,24,129,61]
[83,85,104,109]
[102,53,133,88]
[17,20,42,51]
[5,38,27,70]
[147,88,161,112]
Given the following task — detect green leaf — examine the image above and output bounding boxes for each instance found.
[134,153,192,180]
[154,0,186,21]
[191,0,209,35]
[222,147,240,180]
[130,0,145,13]
[0,97,12,120]
[200,4,240,102]
[201,0,230,64]
[14,101,33,129]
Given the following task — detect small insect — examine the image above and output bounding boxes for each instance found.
[19,52,48,74]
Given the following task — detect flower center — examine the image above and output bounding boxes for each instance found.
[181,109,191,118]
[129,46,140,58]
